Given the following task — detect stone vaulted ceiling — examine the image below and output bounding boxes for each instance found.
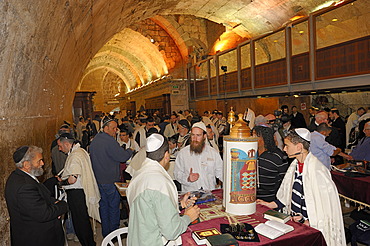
[77,0,338,103]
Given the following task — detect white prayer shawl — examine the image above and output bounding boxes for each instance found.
[125,147,147,176]
[127,158,179,211]
[277,153,345,246]
[133,126,147,148]
[62,143,101,222]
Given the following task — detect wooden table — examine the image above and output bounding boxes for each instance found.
[181,189,326,246]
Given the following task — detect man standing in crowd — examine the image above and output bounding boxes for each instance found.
[346,107,366,146]
[133,116,156,148]
[290,106,307,128]
[310,123,352,170]
[5,146,68,246]
[177,119,191,149]
[308,111,342,149]
[175,122,223,192]
[57,133,100,246]
[127,134,200,246]
[329,108,346,150]
[164,113,178,138]
[90,117,133,237]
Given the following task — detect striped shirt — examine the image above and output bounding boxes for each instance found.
[290,168,308,219]
[257,149,289,202]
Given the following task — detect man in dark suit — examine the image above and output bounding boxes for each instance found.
[5,145,68,246]
[290,106,307,128]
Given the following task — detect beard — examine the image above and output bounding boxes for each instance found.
[190,138,206,154]
[30,166,44,177]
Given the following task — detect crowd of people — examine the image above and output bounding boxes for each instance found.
[4,105,370,246]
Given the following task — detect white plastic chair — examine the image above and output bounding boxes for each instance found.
[101,227,128,246]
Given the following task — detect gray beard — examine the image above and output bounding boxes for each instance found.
[30,167,44,177]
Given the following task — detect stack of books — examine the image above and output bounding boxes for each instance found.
[263,210,291,223]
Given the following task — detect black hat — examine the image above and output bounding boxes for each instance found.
[58,133,75,141]
[178,119,190,129]
[13,146,29,163]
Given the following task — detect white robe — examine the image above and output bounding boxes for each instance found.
[62,143,101,222]
[277,153,345,246]
[174,144,223,192]
[127,158,190,246]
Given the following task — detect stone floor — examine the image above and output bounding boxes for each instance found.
[67,219,128,246]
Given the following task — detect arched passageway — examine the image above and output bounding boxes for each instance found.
[0,0,351,243]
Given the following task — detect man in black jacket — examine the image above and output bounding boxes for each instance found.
[290,106,307,128]
[5,145,68,246]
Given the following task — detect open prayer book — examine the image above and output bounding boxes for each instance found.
[255,220,294,239]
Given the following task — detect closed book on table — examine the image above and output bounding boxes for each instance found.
[263,210,291,223]
[192,228,221,245]
[255,220,294,240]
[206,233,239,246]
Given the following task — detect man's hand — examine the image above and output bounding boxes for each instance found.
[187,168,199,182]
[256,199,278,209]
[184,205,200,222]
[180,192,197,209]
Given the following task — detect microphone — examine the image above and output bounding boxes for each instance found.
[289,152,301,157]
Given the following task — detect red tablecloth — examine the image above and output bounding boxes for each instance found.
[181,190,326,246]
[331,171,370,205]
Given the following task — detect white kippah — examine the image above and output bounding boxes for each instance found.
[146,134,164,152]
[192,121,207,132]
[295,128,311,142]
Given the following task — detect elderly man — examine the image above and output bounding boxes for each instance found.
[5,146,68,246]
[308,111,342,149]
[174,122,223,192]
[350,121,370,161]
[90,116,133,237]
[57,133,100,246]
[127,134,200,246]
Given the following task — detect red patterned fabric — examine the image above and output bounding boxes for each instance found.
[181,189,327,246]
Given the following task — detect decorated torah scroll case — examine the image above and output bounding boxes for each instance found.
[223,112,258,215]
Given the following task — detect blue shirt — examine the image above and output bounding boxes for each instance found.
[350,137,370,161]
[310,131,336,170]
[90,132,133,184]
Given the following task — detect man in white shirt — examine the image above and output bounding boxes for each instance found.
[174,122,223,192]
[117,130,140,152]
[164,114,178,138]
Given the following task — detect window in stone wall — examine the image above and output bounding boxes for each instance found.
[255,30,286,65]
[316,0,370,49]
[292,20,309,55]
[218,48,237,73]
[240,43,251,69]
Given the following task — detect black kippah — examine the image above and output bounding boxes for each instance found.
[13,146,29,163]
[58,132,75,140]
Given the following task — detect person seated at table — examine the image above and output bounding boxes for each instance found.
[257,128,345,246]
[350,121,370,161]
[127,134,200,246]
[310,123,353,170]
[253,125,289,202]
